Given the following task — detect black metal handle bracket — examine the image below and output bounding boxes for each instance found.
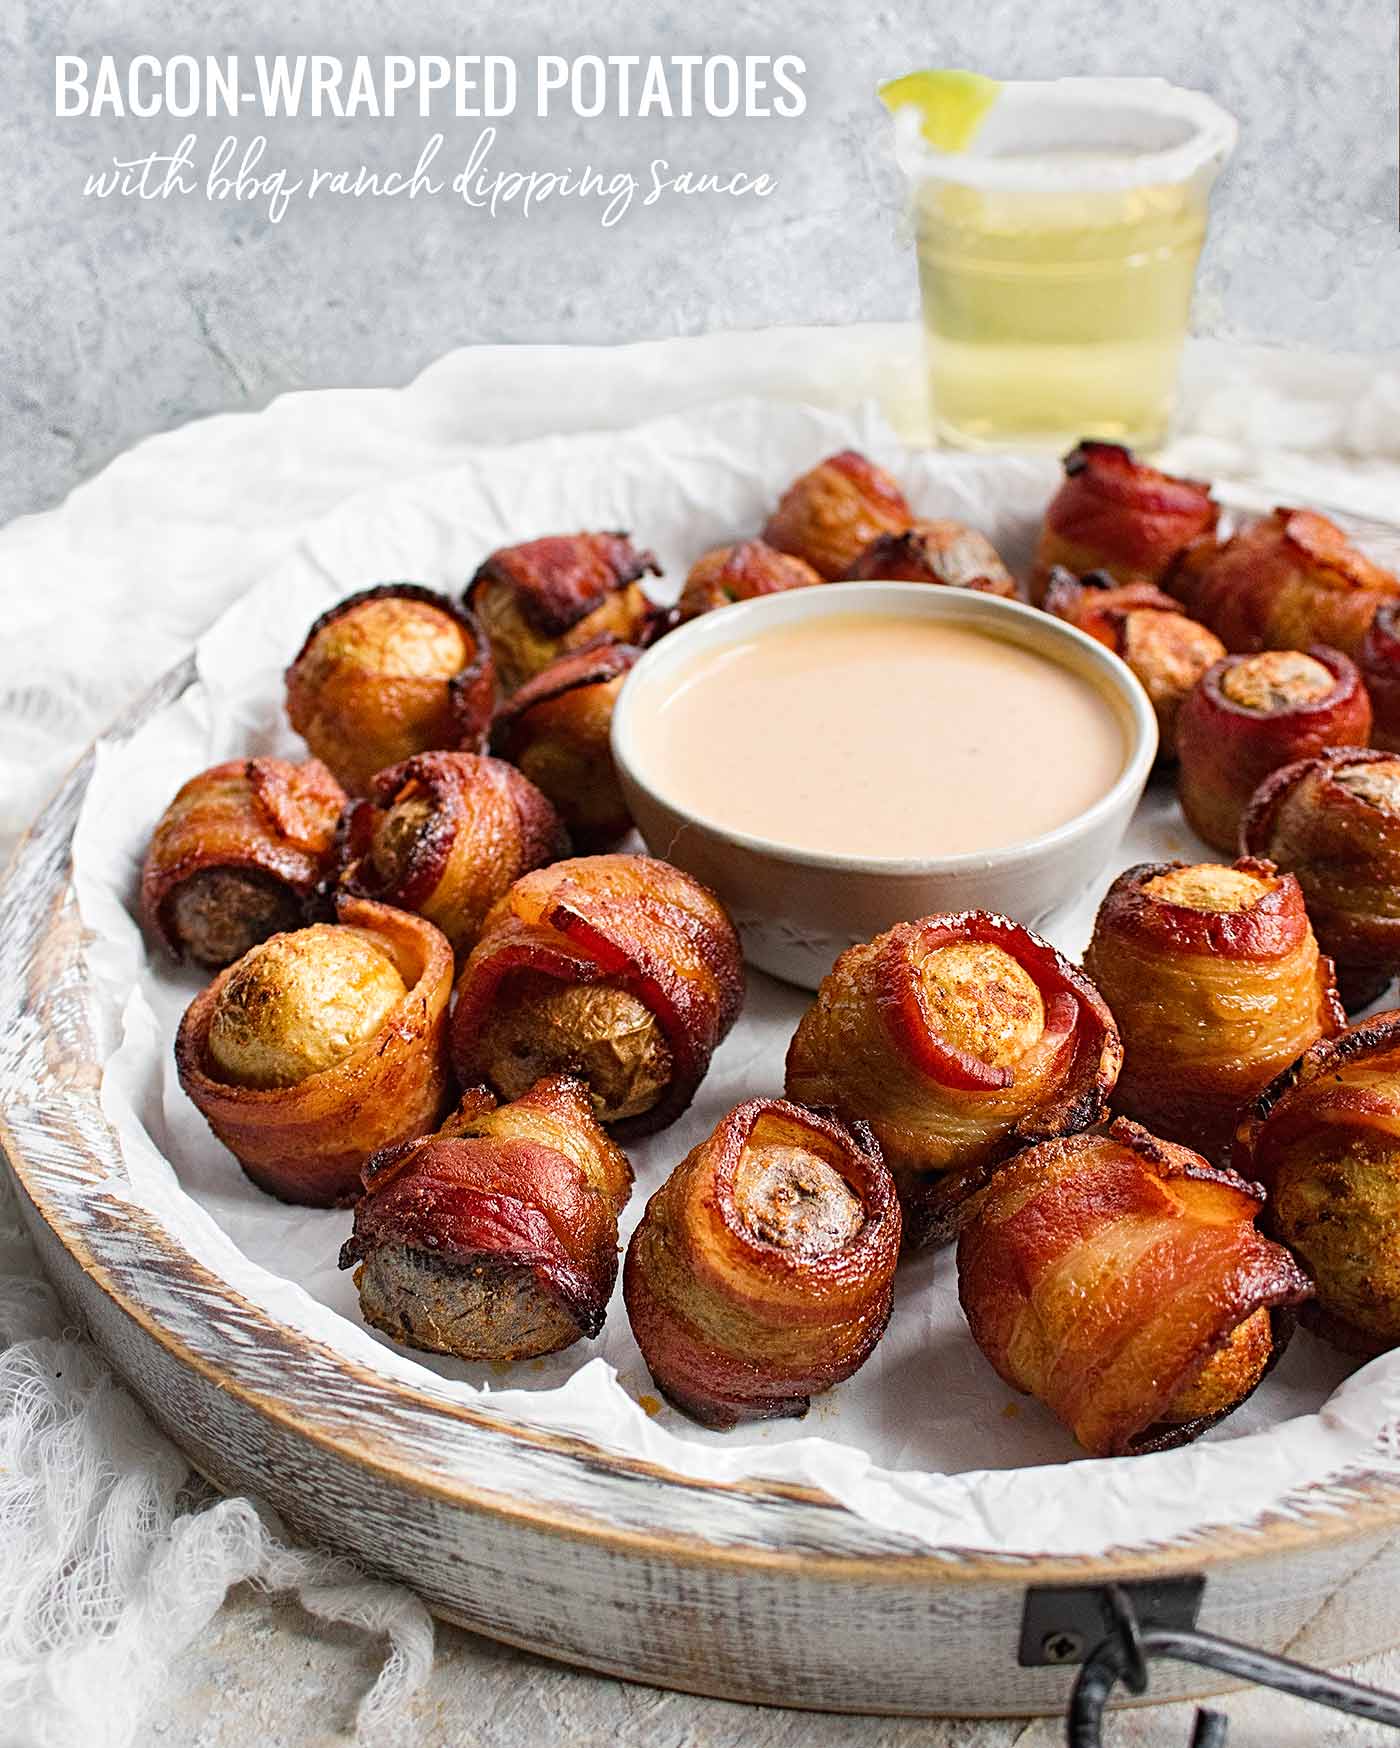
[1020,1578,1400,1746]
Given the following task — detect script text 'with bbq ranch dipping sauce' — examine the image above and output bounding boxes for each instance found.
[644,614,1127,860]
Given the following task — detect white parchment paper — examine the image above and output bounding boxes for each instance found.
[71,396,1400,1556]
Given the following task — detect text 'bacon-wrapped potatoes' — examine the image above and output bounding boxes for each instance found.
[784,911,1121,1251]
[1236,1012,1400,1357]
[466,531,663,692]
[1175,645,1372,853]
[175,897,454,1207]
[335,750,567,957]
[676,540,823,621]
[285,584,494,795]
[841,519,1017,597]
[141,756,346,968]
[958,1119,1310,1456]
[1042,569,1225,760]
[1362,603,1400,753]
[623,1098,900,1428]
[1243,748,1400,1010]
[1168,507,1400,658]
[452,853,744,1138]
[762,450,912,580]
[489,638,640,850]
[341,1074,632,1362]
[1030,441,1218,606]
[1084,859,1344,1163]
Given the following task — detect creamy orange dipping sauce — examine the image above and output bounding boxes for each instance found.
[646,616,1126,858]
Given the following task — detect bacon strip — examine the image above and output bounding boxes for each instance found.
[1175,645,1371,853]
[623,1099,900,1427]
[1042,568,1226,761]
[842,519,1016,597]
[1362,603,1400,753]
[452,854,744,1137]
[1168,508,1400,657]
[141,756,345,961]
[958,1119,1310,1455]
[468,532,661,637]
[342,1075,631,1358]
[677,540,823,620]
[336,750,567,955]
[1084,859,1344,1163]
[284,583,495,794]
[1236,1012,1400,1357]
[762,450,912,580]
[785,911,1121,1250]
[490,638,642,849]
[175,896,453,1207]
[1243,748,1400,1010]
[1030,442,1218,605]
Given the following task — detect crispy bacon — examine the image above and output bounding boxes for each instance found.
[341,1075,631,1360]
[957,1119,1310,1456]
[1243,748,1400,1010]
[490,638,641,849]
[841,519,1017,597]
[452,854,744,1138]
[762,450,912,580]
[1084,860,1344,1163]
[175,896,454,1207]
[1361,603,1400,753]
[1175,645,1371,852]
[1168,508,1400,657]
[141,756,345,965]
[677,540,824,620]
[1236,1011,1400,1356]
[1030,442,1218,605]
[1042,569,1226,759]
[784,912,1121,1250]
[623,1099,900,1427]
[466,532,663,691]
[336,750,567,956]
[284,583,495,795]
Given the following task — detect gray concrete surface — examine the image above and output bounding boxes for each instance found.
[4,0,1398,524]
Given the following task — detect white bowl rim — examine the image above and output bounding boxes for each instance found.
[611,581,1159,878]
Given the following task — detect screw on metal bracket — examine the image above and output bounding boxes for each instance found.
[1020,1579,1400,1746]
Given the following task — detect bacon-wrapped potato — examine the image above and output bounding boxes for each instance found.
[285,584,494,796]
[1242,748,1400,1010]
[335,751,567,957]
[623,1099,900,1427]
[465,532,662,692]
[1042,569,1226,760]
[175,897,453,1206]
[784,912,1122,1250]
[676,540,823,621]
[452,854,743,1138]
[1168,508,1400,658]
[1084,860,1344,1163]
[841,519,1016,598]
[1175,646,1371,853]
[958,1119,1310,1456]
[1030,442,1218,606]
[489,639,640,850]
[762,450,912,581]
[1361,603,1400,753]
[340,1075,631,1362]
[1236,1012,1400,1355]
[141,757,346,968]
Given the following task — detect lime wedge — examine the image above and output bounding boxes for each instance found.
[878,68,1001,153]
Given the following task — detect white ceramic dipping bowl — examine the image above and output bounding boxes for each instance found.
[611,583,1158,988]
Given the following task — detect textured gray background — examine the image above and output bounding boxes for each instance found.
[4,0,1398,524]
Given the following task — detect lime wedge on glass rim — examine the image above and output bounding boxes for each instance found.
[878,68,1001,152]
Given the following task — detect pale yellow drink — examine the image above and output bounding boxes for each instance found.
[893,80,1236,453]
